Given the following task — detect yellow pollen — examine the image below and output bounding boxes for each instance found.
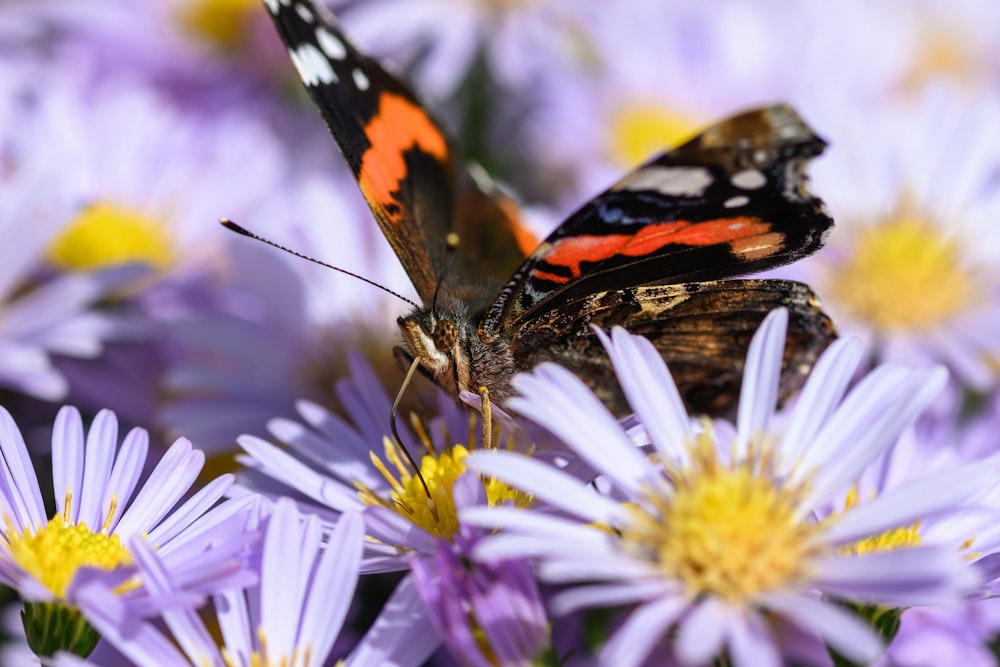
[5,514,132,599]
[609,102,698,168]
[177,0,259,51]
[47,202,173,271]
[359,439,530,541]
[835,486,923,556]
[826,212,977,332]
[900,30,980,92]
[625,432,819,604]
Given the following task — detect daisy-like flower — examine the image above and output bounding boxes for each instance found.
[0,405,257,659]
[463,309,998,667]
[61,499,421,667]
[799,85,1000,391]
[236,354,550,662]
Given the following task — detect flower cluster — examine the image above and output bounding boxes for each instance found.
[1,0,1000,665]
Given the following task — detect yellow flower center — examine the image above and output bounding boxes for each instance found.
[625,433,821,604]
[826,212,977,332]
[47,202,173,271]
[608,102,698,168]
[5,512,131,599]
[222,628,312,667]
[836,487,922,556]
[901,30,981,92]
[360,425,530,541]
[177,0,259,51]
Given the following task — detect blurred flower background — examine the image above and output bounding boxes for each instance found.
[1,0,1000,665]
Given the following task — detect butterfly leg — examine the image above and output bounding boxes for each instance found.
[479,386,493,449]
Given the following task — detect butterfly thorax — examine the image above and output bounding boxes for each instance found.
[397,299,516,402]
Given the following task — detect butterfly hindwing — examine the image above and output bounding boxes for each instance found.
[263,0,532,303]
[480,104,832,339]
[511,279,836,415]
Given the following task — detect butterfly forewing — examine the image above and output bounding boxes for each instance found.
[480,104,832,338]
[263,0,532,303]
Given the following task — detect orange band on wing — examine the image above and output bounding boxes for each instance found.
[536,217,772,279]
[358,93,448,224]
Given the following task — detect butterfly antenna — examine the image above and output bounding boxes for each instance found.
[220,219,419,309]
[390,357,432,500]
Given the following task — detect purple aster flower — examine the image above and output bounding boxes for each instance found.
[0,404,258,659]
[795,85,1000,392]
[411,476,549,667]
[235,353,556,663]
[63,498,437,667]
[463,309,998,667]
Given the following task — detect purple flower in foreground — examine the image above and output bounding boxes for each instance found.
[0,405,256,659]
[65,498,436,667]
[463,309,999,667]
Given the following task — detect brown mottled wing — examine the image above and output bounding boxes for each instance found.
[511,280,837,416]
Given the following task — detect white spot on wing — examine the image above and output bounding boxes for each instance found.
[352,68,370,91]
[724,195,750,208]
[295,2,314,22]
[263,0,280,13]
[290,44,336,85]
[316,27,347,60]
[614,166,713,197]
[731,169,767,190]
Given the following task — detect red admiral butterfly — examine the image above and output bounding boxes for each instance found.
[260,0,836,417]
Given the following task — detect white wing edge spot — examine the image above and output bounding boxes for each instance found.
[613,166,714,197]
[291,44,336,85]
[724,195,750,208]
[730,169,767,190]
[352,68,370,91]
[316,27,347,60]
[263,0,280,13]
[295,2,314,22]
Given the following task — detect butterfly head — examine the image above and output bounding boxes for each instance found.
[397,307,472,397]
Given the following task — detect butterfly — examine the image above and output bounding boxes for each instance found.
[260,0,836,418]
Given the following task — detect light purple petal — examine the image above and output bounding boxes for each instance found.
[599,596,688,667]
[237,434,362,512]
[344,575,441,667]
[728,610,781,667]
[779,336,863,466]
[760,592,883,665]
[0,406,44,530]
[144,474,235,548]
[822,459,1000,547]
[509,363,652,493]
[113,438,203,541]
[52,405,85,525]
[812,546,978,606]
[596,326,693,460]
[77,410,119,530]
[465,450,627,524]
[550,580,675,616]
[300,511,364,664]
[736,308,787,453]
[676,597,730,665]
[101,426,149,534]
